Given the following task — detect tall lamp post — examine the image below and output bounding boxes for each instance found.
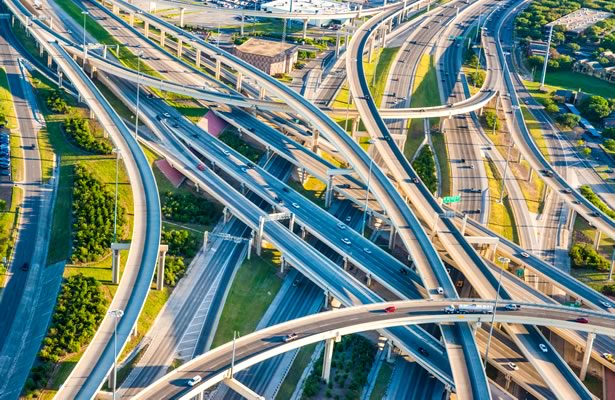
[361,141,375,236]
[112,148,120,243]
[108,309,124,400]
[484,257,508,368]
[81,11,89,62]
[134,51,143,139]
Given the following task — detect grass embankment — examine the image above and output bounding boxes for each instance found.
[484,158,518,243]
[570,217,615,293]
[432,130,450,196]
[0,68,24,182]
[520,105,550,162]
[530,70,614,99]
[404,55,441,160]
[211,247,283,348]
[0,188,23,289]
[370,362,394,400]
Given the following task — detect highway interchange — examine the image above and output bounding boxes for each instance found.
[0,0,614,398]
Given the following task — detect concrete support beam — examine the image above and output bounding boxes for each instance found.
[156,245,168,290]
[160,30,166,47]
[236,72,243,92]
[303,19,308,39]
[491,241,499,262]
[368,38,375,63]
[223,206,231,224]
[300,226,307,240]
[128,13,135,27]
[111,248,121,284]
[58,70,63,88]
[256,216,265,256]
[335,33,341,58]
[107,366,116,390]
[366,273,372,287]
[179,7,186,27]
[177,38,183,58]
[386,340,393,362]
[325,175,334,208]
[579,332,595,381]
[322,338,335,383]
[144,21,149,38]
[594,231,602,250]
[461,214,468,236]
[259,86,266,100]
[240,14,245,36]
[351,117,360,138]
[527,166,533,182]
[280,256,286,274]
[47,55,52,68]
[388,226,396,249]
[224,378,265,400]
[195,49,201,68]
[311,129,320,152]
[343,257,349,271]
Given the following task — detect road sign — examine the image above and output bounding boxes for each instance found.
[443,195,461,204]
[563,301,581,308]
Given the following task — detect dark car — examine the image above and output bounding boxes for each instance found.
[21,262,29,271]
[418,347,429,356]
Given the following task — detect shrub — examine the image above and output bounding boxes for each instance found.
[164,255,186,286]
[604,139,615,152]
[161,191,220,225]
[46,90,68,113]
[602,284,615,296]
[467,70,485,87]
[218,130,262,162]
[484,110,500,130]
[412,147,437,193]
[569,244,610,271]
[71,164,125,263]
[556,113,580,128]
[545,103,560,113]
[64,117,113,154]
[579,95,612,122]
[161,228,198,258]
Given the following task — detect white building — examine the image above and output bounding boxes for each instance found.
[260,0,352,26]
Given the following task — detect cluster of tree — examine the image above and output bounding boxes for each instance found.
[484,110,500,130]
[233,36,249,46]
[71,164,125,263]
[162,228,198,258]
[46,90,69,114]
[64,117,113,154]
[218,130,262,163]
[602,284,615,296]
[526,53,574,72]
[302,335,376,400]
[603,127,615,140]
[163,256,185,286]
[541,96,561,114]
[604,138,615,152]
[578,95,615,122]
[556,112,581,128]
[298,49,317,60]
[25,275,107,397]
[569,243,610,271]
[161,191,220,226]
[412,147,437,194]
[467,70,485,87]
[579,185,615,219]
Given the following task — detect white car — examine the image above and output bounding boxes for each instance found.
[539,344,548,353]
[363,247,372,254]
[601,301,612,309]
[341,237,351,246]
[292,202,300,209]
[188,375,202,386]
[337,222,346,230]
[507,362,519,371]
[223,150,230,156]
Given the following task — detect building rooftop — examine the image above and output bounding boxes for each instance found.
[261,0,351,15]
[235,38,297,58]
[546,8,613,34]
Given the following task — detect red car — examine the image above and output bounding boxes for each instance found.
[197,163,205,171]
[575,317,589,324]
[384,306,397,313]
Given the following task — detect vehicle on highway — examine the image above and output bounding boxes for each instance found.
[575,317,589,324]
[412,177,420,184]
[469,188,481,193]
[197,163,205,171]
[436,287,444,295]
[507,362,519,371]
[601,301,612,308]
[345,216,351,222]
[444,304,493,314]
[589,212,600,217]
[520,252,530,258]
[399,268,408,275]
[602,353,615,364]
[187,375,202,387]
[283,332,299,342]
[337,222,346,230]
[539,344,548,353]
[418,347,429,356]
[292,279,300,287]
[31,143,36,149]
[460,158,466,163]
[223,150,230,156]
[505,304,521,311]
[572,200,580,205]
[282,187,290,193]
[561,188,572,194]
[341,237,351,246]
[163,112,171,118]
[21,262,29,271]
[291,202,300,209]
[384,306,397,313]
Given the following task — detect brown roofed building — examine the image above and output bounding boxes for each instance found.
[233,38,298,76]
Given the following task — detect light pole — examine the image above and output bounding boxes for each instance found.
[498,107,516,203]
[134,51,143,139]
[361,143,375,236]
[539,25,554,90]
[108,309,124,400]
[484,257,508,368]
[81,11,89,62]
[112,148,120,243]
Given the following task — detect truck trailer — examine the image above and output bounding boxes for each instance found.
[444,304,494,314]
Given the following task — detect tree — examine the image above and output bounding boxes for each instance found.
[527,55,544,68]
[566,42,581,52]
[603,128,615,140]
[581,147,592,157]
[484,110,500,130]
[0,199,5,212]
[556,113,581,128]
[580,96,612,121]
[545,103,560,113]
[605,139,615,152]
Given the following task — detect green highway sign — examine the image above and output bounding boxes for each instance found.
[442,195,461,204]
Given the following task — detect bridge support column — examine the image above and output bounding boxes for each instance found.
[223,206,231,224]
[195,49,202,67]
[103,45,108,59]
[594,231,602,251]
[289,213,296,233]
[236,72,243,92]
[311,129,320,152]
[107,366,116,391]
[224,378,265,400]
[300,226,307,240]
[527,166,533,182]
[461,214,468,236]
[322,338,335,383]
[58,71,63,88]
[366,273,372,287]
[259,86,266,100]
[343,257,349,271]
[504,374,512,390]
[179,7,186,27]
[177,39,183,58]
[39,45,44,58]
[380,25,387,48]
[128,13,135,27]
[90,65,97,79]
[156,245,168,290]
[47,55,53,68]
[490,241,499,262]
[472,321,482,335]
[256,216,265,256]
[386,340,393,362]
[240,14,245,36]
[335,32,341,58]
[111,247,121,284]
[160,30,166,47]
[112,4,119,14]
[580,333,596,381]
[388,226,396,249]
[280,256,286,274]
[11,15,15,27]
[351,117,360,138]
[144,22,149,38]
[368,38,375,63]
[325,175,334,208]
[303,19,308,40]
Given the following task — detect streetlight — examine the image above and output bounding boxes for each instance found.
[361,142,375,236]
[112,148,120,243]
[81,11,89,62]
[134,51,143,139]
[484,257,508,369]
[498,106,517,203]
[108,309,124,400]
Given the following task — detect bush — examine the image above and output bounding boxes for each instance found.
[164,255,186,286]
[39,274,107,363]
[579,185,615,219]
[545,103,560,113]
[569,244,610,271]
[161,228,198,258]
[71,164,125,263]
[161,191,219,226]
[579,95,612,122]
[412,147,437,193]
[467,70,485,87]
[46,90,68,113]
[556,113,580,128]
[484,110,500,130]
[602,284,615,296]
[64,117,113,154]
[605,139,615,152]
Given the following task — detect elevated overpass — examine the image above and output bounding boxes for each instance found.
[134,299,615,399]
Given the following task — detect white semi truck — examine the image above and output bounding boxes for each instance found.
[444,304,494,314]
